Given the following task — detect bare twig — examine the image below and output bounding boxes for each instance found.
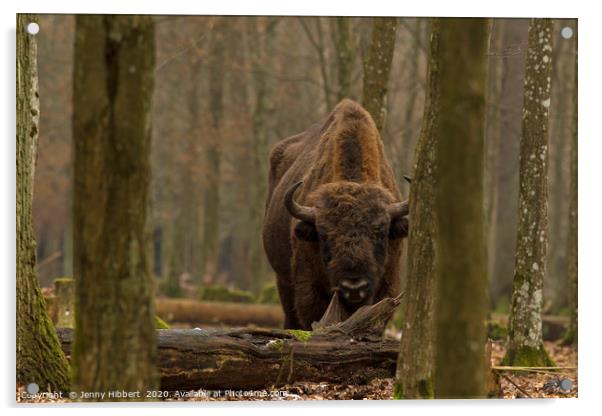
[500,373,532,398]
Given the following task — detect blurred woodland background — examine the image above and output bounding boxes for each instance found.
[33,15,575,315]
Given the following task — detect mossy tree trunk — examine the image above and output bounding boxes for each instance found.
[503,18,555,367]
[72,15,158,398]
[434,18,489,399]
[362,17,398,133]
[564,24,578,346]
[16,13,71,393]
[395,18,439,400]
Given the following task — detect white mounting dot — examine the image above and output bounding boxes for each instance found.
[561,26,573,39]
[26,22,39,35]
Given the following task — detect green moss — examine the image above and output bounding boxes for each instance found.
[557,307,570,317]
[389,307,405,331]
[256,282,280,304]
[561,327,577,347]
[268,339,286,350]
[54,276,74,285]
[158,277,182,298]
[486,321,508,341]
[199,285,254,303]
[154,315,170,329]
[286,329,312,342]
[501,344,556,367]
[494,296,510,315]
[393,380,403,399]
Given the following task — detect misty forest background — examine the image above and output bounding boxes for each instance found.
[33,15,575,315]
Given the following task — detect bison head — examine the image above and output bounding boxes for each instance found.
[285,181,408,309]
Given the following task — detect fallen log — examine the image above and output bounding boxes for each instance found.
[154,298,284,327]
[57,327,399,391]
[56,295,404,391]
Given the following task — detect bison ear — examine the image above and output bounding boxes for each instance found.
[294,221,319,242]
[389,216,409,239]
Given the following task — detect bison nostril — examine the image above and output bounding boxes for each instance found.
[339,279,370,303]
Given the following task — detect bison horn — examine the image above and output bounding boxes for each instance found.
[284,181,316,223]
[387,200,409,219]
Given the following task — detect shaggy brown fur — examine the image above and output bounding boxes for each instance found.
[263,99,406,329]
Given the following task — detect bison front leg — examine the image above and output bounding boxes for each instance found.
[275,274,301,329]
[294,275,331,330]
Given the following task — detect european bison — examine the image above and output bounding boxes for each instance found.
[262,99,408,330]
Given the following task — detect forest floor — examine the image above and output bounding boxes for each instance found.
[17,340,576,403]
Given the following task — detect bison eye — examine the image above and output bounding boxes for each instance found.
[389,216,409,239]
[294,221,318,241]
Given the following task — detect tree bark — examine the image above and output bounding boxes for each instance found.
[362,17,398,133]
[246,17,279,291]
[200,20,225,283]
[332,17,354,101]
[16,13,71,392]
[503,18,555,367]
[564,22,578,346]
[395,18,439,400]
[72,15,158,398]
[434,18,489,399]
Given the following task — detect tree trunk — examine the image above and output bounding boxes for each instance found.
[247,17,279,292]
[434,18,489,399]
[564,22,578,346]
[200,20,225,283]
[16,13,71,392]
[72,15,158,398]
[545,20,575,312]
[395,18,439,400]
[489,19,529,307]
[485,20,505,298]
[332,17,354,100]
[503,18,555,367]
[362,17,398,133]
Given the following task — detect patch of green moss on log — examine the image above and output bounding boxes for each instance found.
[199,285,254,303]
[286,329,312,342]
[54,276,73,285]
[501,344,555,367]
[268,339,286,350]
[257,282,280,304]
[154,316,170,329]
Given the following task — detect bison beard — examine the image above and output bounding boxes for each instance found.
[263,99,408,330]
